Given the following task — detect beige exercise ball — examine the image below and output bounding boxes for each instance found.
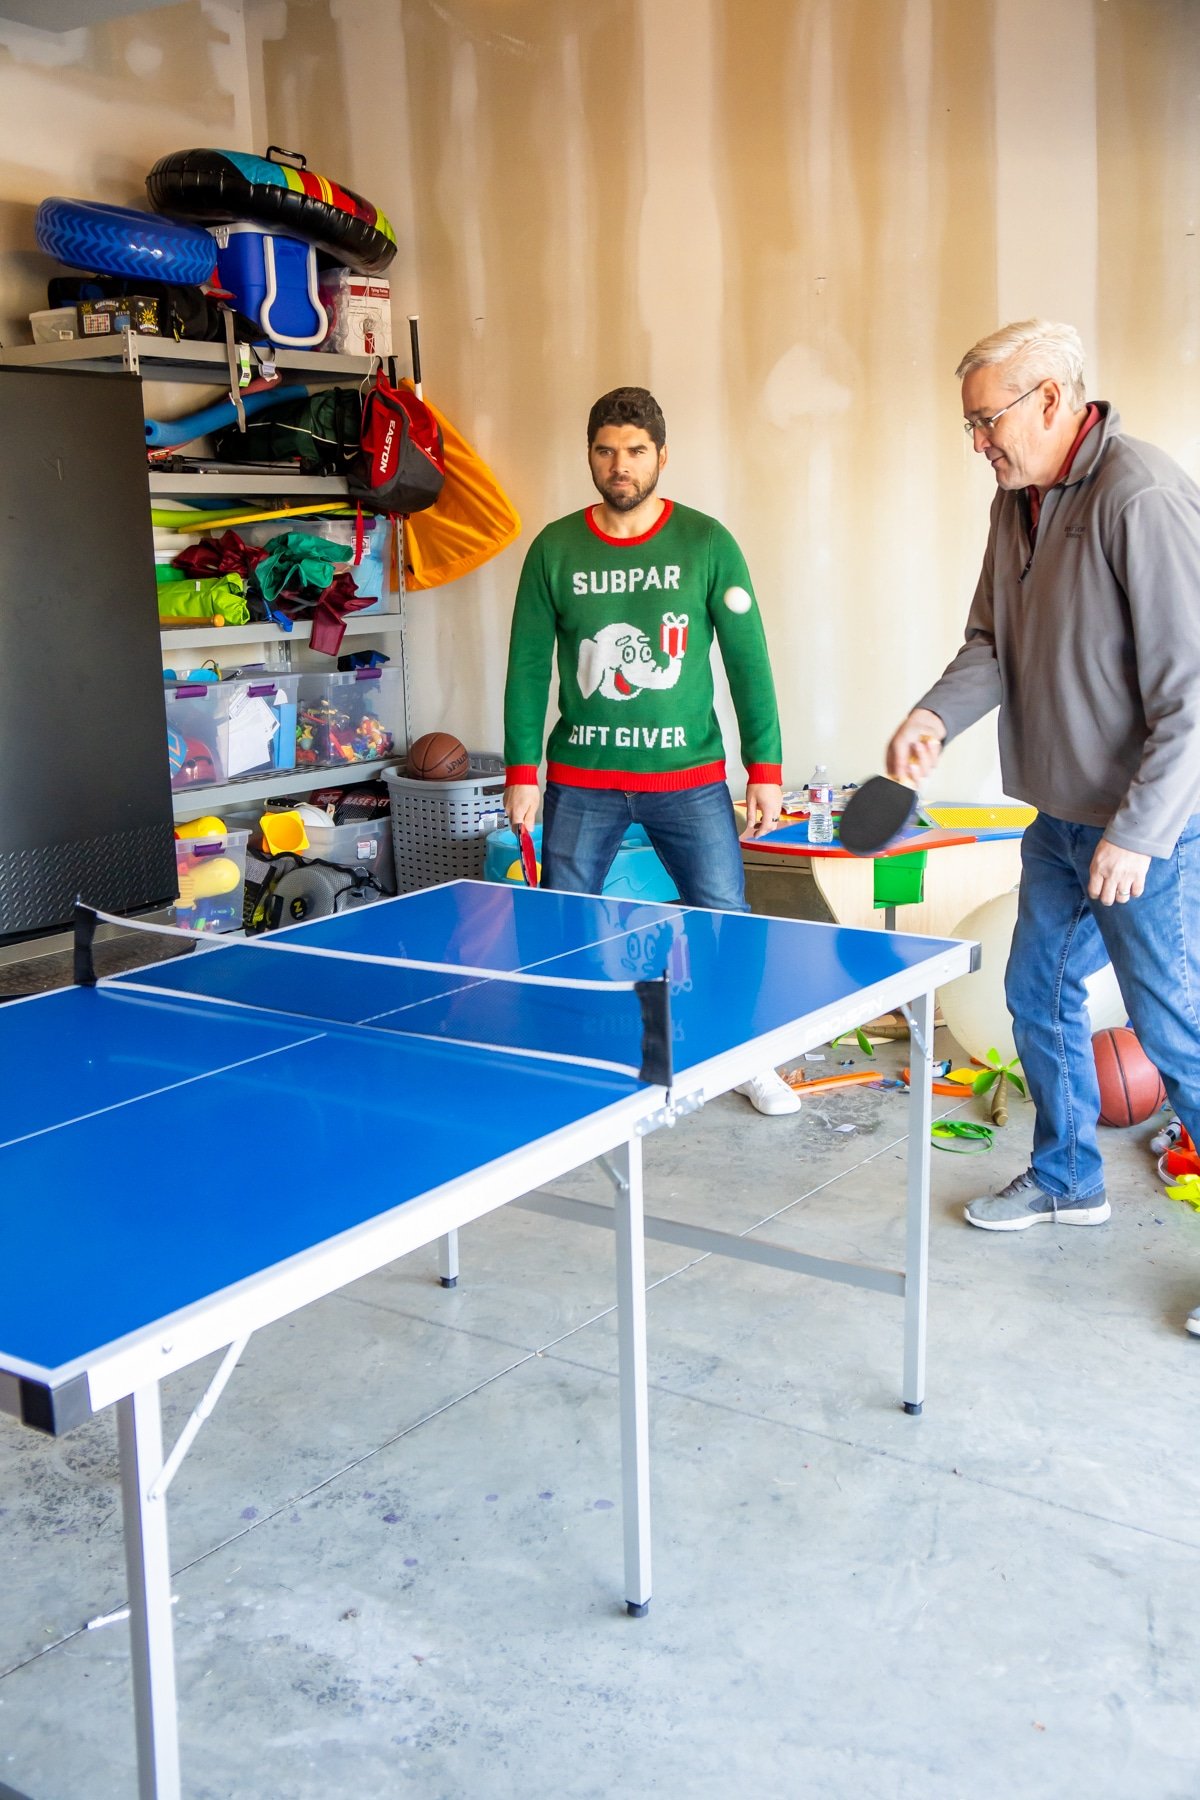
[940,890,1127,1065]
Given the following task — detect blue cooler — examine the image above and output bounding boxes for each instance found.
[210,223,328,349]
[484,822,679,903]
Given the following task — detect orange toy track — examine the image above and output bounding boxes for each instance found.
[785,1069,884,1095]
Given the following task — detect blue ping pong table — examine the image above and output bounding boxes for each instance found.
[0,880,975,1800]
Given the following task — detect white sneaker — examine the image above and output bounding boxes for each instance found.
[735,1069,802,1116]
[1187,1307,1200,1338]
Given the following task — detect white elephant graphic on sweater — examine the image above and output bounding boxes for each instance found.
[577,619,687,702]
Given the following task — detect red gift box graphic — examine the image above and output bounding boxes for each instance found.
[660,611,689,657]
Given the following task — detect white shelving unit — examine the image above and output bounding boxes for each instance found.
[159,611,404,652]
[1,332,411,820]
[171,754,396,821]
[0,332,379,385]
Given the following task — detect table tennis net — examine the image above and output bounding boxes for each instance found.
[74,905,674,1089]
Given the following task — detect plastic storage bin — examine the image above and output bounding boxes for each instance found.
[29,306,77,344]
[298,815,395,894]
[385,755,507,893]
[239,516,389,614]
[483,822,679,903]
[296,666,399,770]
[166,672,300,790]
[173,829,249,932]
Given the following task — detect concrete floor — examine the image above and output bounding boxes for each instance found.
[2,1029,1198,1800]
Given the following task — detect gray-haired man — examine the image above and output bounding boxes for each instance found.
[886,320,1200,1334]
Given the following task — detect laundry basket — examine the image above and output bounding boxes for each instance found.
[385,754,507,892]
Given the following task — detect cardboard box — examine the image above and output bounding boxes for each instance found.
[317,269,392,357]
[77,295,163,337]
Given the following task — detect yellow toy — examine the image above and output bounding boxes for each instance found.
[176,855,241,910]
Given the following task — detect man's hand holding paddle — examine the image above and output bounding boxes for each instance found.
[505,784,540,833]
[838,709,947,855]
[886,709,946,784]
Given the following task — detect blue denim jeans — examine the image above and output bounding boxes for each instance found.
[1006,811,1200,1198]
[540,781,749,912]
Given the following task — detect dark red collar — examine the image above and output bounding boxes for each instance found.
[1027,403,1100,526]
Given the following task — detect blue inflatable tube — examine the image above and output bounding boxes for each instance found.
[35,197,216,285]
[144,382,309,449]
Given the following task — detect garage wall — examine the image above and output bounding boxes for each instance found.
[0,0,1195,803]
[0,4,253,332]
[247,0,1200,798]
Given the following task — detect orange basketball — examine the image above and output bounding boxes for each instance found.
[1092,1026,1166,1127]
[407,732,470,781]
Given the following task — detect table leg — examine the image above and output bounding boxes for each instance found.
[903,988,935,1415]
[612,1137,652,1615]
[117,1385,181,1800]
[437,1229,459,1288]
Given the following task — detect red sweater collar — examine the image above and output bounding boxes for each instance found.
[585,498,674,546]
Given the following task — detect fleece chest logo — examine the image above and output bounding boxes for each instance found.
[577,615,689,701]
[1064,523,1085,538]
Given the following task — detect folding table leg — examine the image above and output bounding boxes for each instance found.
[437,1229,459,1287]
[118,1384,181,1800]
[903,987,935,1415]
[611,1136,652,1615]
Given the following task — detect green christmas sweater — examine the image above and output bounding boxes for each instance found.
[503,500,782,791]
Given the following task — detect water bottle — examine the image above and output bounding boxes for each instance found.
[807,763,834,845]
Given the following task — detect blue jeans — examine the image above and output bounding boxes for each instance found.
[540,781,749,912]
[1006,811,1200,1198]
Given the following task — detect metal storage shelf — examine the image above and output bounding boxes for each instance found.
[173,756,401,821]
[0,332,377,386]
[149,472,350,497]
[6,333,413,821]
[159,612,404,652]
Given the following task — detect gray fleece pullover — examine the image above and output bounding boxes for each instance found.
[917,403,1200,860]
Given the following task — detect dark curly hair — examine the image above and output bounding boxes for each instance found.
[586,386,666,451]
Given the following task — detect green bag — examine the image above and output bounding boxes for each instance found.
[156,572,250,626]
[211,387,363,475]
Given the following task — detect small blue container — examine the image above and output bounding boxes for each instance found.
[484,822,679,903]
[210,223,328,349]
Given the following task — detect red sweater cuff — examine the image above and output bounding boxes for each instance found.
[505,765,539,786]
[746,763,783,784]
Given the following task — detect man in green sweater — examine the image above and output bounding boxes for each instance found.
[503,385,799,1115]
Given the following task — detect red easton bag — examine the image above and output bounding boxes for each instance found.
[350,371,445,515]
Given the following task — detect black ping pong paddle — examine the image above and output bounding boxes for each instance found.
[838,774,920,855]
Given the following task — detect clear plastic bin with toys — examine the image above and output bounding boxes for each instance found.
[165,670,300,791]
[237,516,391,616]
[295,666,400,771]
[172,824,250,933]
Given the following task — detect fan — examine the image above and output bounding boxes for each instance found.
[266,861,354,928]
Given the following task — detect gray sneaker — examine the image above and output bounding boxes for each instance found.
[964,1168,1110,1232]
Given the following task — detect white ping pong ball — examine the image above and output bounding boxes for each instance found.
[723,585,752,614]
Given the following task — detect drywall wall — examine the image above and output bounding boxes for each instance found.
[246,0,1199,798]
[1,0,1195,804]
[0,2,253,334]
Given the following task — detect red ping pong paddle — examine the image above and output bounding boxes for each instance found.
[517,824,538,886]
[838,774,920,855]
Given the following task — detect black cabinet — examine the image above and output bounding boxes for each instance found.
[0,364,175,940]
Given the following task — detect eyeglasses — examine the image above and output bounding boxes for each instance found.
[962,384,1042,438]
